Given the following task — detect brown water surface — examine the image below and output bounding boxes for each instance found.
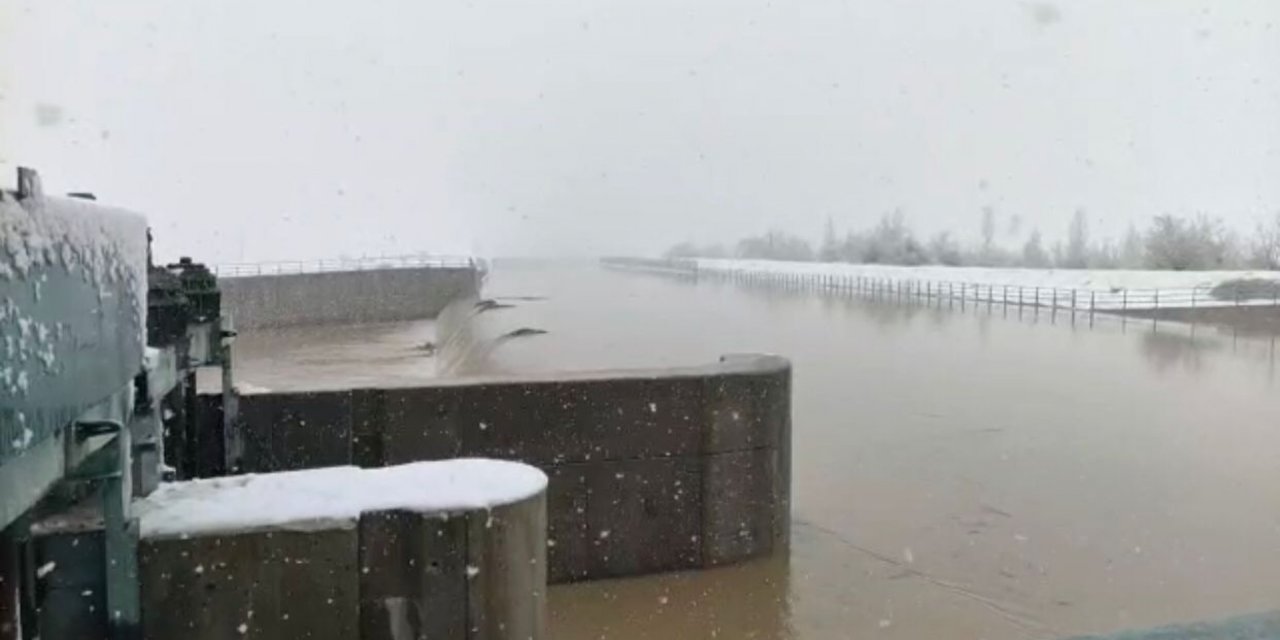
[477,263,1280,640]
[216,262,1280,638]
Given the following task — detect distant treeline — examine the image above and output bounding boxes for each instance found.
[666,210,1280,271]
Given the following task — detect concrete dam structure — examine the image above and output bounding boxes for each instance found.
[2,223,792,640]
[209,355,792,584]
[199,272,793,585]
[217,257,482,330]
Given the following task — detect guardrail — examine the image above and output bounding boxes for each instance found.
[602,258,1280,312]
[212,254,479,278]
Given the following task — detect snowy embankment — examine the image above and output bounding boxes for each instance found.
[691,259,1280,311]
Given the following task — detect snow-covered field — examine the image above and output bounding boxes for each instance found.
[697,258,1277,291]
[683,259,1280,310]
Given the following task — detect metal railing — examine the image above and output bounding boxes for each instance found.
[602,258,1280,313]
[212,254,478,278]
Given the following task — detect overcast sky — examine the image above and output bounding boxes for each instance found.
[3,0,1279,263]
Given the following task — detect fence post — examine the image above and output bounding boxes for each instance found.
[1071,289,1077,311]
[1122,290,1128,311]
[1034,287,1039,307]
[1090,291,1095,320]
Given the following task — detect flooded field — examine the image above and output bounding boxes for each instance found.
[475,262,1280,639]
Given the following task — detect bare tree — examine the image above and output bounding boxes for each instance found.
[929,231,963,266]
[735,230,814,261]
[981,206,996,255]
[820,216,840,262]
[1248,213,1280,270]
[1021,229,1050,268]
[1063,209,1090,268]
[1143,214,1235,270]
[1007,213,1023,237]
[1119,224,1144,269]
[862,210,928,265]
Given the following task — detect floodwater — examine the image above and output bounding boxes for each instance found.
[205,319,440,393]
[472,262,1280,639]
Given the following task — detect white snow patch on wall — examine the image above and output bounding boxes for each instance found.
[232,382,273,395]
[134,458,547,540]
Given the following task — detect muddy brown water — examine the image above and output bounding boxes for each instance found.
[220,262,1280,638]
[471,263,1280,640]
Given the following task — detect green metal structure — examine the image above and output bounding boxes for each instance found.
[0,168,234,639]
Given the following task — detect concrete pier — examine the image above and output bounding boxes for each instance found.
[134,460,547,640]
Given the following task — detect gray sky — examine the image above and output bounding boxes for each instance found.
[3,0,1279,262]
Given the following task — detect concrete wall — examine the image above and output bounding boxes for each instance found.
[138,490,546,640]
[220,267,480,330]
[215,354,792,584]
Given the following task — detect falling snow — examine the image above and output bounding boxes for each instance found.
[36,561,56,578]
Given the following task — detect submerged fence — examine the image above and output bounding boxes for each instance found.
[601,257,1280,313]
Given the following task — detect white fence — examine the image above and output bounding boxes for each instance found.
[601,258,1280,312]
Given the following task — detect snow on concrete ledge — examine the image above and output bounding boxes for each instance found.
[134,459,547,540]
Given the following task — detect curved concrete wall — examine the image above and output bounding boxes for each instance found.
[220,266,480,330]
[222,354,792,583]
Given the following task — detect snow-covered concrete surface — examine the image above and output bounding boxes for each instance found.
[135,458,547,539]
[692,258,1280,310]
